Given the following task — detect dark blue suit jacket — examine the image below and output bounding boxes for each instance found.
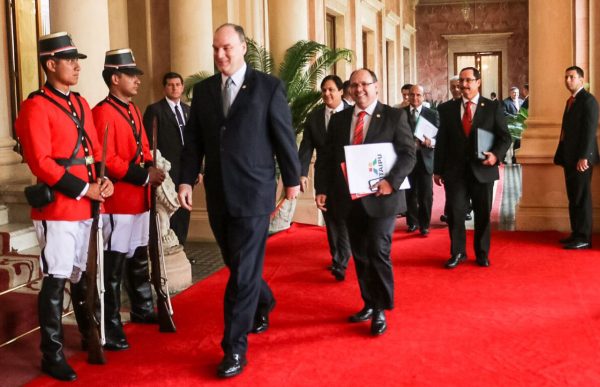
[404,105,439,175]
[314,102,416,218]
[554,88,600,167]
[434,97,511,183]
[298,101,351,177]
[180,66,300,217]
[143,98,190,187]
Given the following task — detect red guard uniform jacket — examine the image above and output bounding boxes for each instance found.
[92,95,153,215]
[15,84,101,221]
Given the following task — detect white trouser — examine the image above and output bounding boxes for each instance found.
[33,219,95,280]
[102,212,150,258]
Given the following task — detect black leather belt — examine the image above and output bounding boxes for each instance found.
[55,155,95,166]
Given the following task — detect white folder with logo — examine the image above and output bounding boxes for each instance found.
[344,142,410,195]
[414,116,438,146]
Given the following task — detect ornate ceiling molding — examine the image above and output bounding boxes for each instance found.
[419,0,525,5]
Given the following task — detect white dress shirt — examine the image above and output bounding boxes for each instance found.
[221,62,247,106]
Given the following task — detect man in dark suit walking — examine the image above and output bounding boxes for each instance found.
[434,66,511,269]
[178,24,300,377]
[404,84,439,236]
[299,74,351,281]
[554,65,599,250]
[143,72,191,245]
[315,68,415,336]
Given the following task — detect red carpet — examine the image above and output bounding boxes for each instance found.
[25,223,600,386]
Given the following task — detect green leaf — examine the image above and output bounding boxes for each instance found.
[183,71,213,100]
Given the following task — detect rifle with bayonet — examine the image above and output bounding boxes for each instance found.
[148,117,176,332]
[84,125,108,364]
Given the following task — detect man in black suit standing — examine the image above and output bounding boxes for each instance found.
[434,67,511,269]
[315,68,415,336]
[299,75,351,281]
[143,72,191,245]
[554,65,599,250]
[521,83,529,110]
[178,24,300,378]
[404,84,439,236]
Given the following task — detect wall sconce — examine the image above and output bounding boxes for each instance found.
[461,2,471,23]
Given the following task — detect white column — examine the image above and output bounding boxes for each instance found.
[108,0,129,49]
[268,0,309,67]
[50,0,111,106]
[0,3,29,184]
[169,0,214,77]
[515,0,577,231]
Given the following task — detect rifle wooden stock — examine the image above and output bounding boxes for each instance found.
[148,116,176,333]
[85,201,105,364]
[149,192,176,332]
[84,124,108,364]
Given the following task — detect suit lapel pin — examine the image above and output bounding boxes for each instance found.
[242,85,247,89]
[480,102,485,107]
[376,114,381,118]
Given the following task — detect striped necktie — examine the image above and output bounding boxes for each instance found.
[353,111,367,145]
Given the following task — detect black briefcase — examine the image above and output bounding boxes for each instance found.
[24,183,55,208]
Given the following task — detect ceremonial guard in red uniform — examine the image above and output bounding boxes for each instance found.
[92,49,165,351]
[15,32,114,381]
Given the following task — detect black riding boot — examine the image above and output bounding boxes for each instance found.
[70,272,90,351]
[125,246,157,324]
[39,276,77,381]
[103,251,129,351]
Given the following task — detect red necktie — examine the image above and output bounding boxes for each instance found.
[566,96,575,112]
[353,111,367,145]
[462,101,473,136]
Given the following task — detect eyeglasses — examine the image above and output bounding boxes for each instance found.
[458,78,477,83]
[349,81,376,89]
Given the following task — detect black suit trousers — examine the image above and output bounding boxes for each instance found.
[207,208,273,356]
[445,167,493,258]
[406,151,433,230]
[563,166,593,242]
[170,206,190,246]
[322,210,351,269]
[346,200,396,310]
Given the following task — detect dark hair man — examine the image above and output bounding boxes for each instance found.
[298,74,351,281]
[92,48,166,352]
[434,66,511,269]
[15,32,114,381]
[554,66,599,249]
[143,71,192,246]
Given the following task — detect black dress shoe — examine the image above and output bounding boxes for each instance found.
[476,256,490,267]
[559,235,575,244]
[465,213,472,221]
[445,253,467,269]
[564,241,591,250]
[407,225,418,233]
[420,228,430,236]
[331,266,345,281]
[41,359,77,381]
[349,307,374,322]
[370,310,387,336]
[251,299,276,334]
[217,353,247,378]
[104,337,129,351]
[440,214,448,223]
